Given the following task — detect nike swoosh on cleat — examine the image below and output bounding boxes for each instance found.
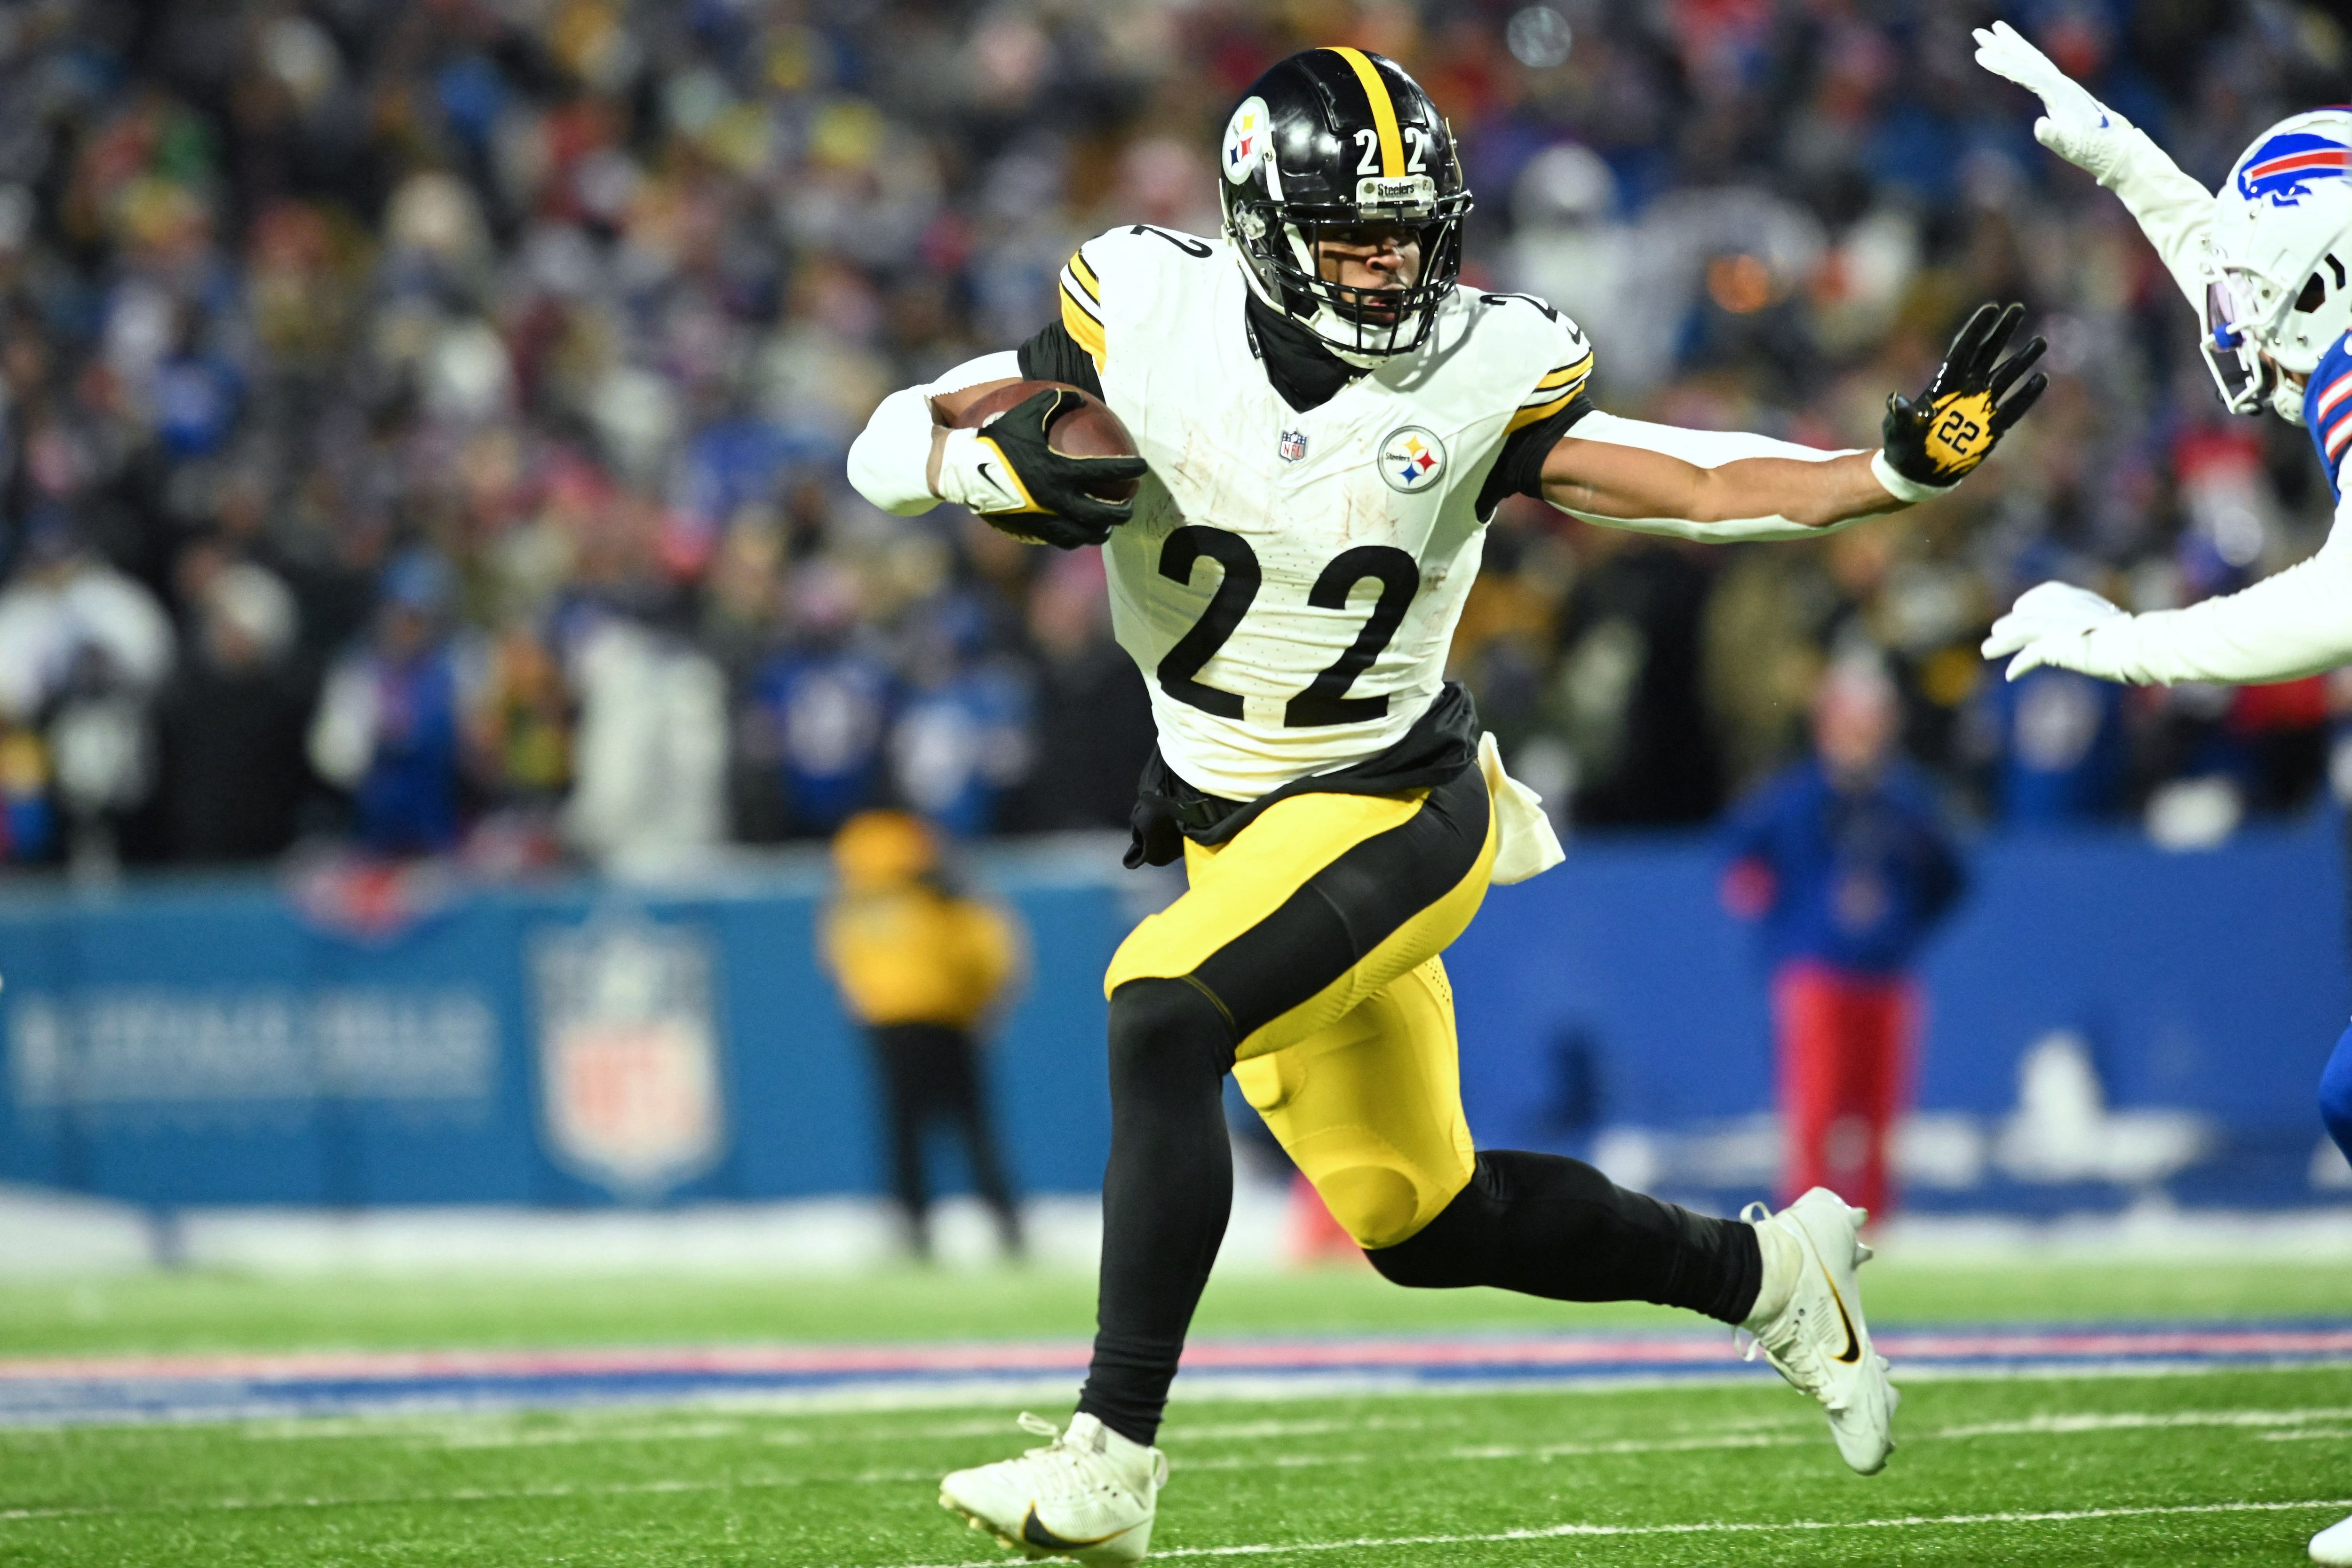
[1022,1505,1119,1552]
[1822,1264,1863,1364]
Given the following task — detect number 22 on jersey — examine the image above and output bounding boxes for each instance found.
[1155,526,1418,729]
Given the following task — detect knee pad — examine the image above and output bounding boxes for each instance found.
[1312,1163,1427,1252]
[2320,1025,2352,1159]
[1107,977,1236,1085]
[1285,1126,1469,1251]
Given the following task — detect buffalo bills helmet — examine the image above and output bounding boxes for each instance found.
[2203,108,2352,422]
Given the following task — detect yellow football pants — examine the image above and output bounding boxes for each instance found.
[1104,765,1496,1249]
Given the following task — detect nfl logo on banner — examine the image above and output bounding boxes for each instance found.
[534,918,725,1199]
[1279,428,1308,462]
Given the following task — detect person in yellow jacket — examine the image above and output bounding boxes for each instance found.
[821,810,1025,1259]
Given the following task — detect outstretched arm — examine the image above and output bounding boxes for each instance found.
[1975,21,2213,311]
[1542,303,2047,542]
[1986,505,2352,687]
[1540,417,1895,539]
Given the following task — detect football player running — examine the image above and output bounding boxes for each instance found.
[1971,26,2352,1562]
[850,47,2044,1563]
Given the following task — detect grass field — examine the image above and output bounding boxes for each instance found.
[5,1259,2352,1566]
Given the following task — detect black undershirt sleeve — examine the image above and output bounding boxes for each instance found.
[1015,320,1106,402]
[1476,392,1595,520]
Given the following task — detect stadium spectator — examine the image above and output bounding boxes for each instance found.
[0,516,176,868]
[0,2,2340,870]
[820,809,1025,1261]
[154,557,312,862]
[1722,655,1966,1220]
[308,551,470,858]
[560,606,728,877]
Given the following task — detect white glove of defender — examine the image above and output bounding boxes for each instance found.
[1973,22,2133,178]
[1982,581,2134,681]
[1974,20,2213,312]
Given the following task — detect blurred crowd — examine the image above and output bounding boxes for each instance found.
[0,0,2341,878]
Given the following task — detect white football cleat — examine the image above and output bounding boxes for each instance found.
[2312,1511,2352,1564]
[940,1411,1167,1563]
[1740,1187,1899,1474]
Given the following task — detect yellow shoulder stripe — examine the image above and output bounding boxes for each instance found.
[1326,47,1403,177]
[1533,353,1595,392]
[1067,249,1101,305]
[1507,386,1581,433]
[1060,283,1107,369]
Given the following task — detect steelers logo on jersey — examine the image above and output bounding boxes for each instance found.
[1379,425,1447,493]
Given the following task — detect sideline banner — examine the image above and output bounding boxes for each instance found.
[1,813,2345,1212]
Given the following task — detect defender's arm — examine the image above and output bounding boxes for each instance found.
[1986,505,2352,687]
[1975,22,2213,312]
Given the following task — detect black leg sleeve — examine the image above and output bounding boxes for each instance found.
[1076,978,1235,1448]
[936,1027,1025,1249]
[868,1027,932,1236]
[1366,1149,1761,1326]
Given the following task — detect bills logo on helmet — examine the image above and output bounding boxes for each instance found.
[1378,425,1446,492]
[2237,131,2352,207]
[1223,95,1270,185]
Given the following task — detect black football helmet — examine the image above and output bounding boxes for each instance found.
[1218,48,1472,359]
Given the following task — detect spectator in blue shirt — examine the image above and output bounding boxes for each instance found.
[308,552,469,856]
[1722,656,1966,1220]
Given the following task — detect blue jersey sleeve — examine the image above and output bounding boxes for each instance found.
[2303,331,2352,502]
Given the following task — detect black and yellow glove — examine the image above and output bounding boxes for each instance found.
[1877,303,2047,499]
[938,388,1148,550]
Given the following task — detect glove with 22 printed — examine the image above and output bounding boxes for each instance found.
[935,388,1147,550]
[1972,21,2137,185]
[1980,580,2135,681]
[1876,302,2048,501]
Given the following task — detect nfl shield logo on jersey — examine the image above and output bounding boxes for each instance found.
[535,917,726,1199]
[1379,425,1447,493]
[1279,428,1308,462]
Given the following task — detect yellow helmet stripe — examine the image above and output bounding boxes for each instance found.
[1326,46,1403,177]
[1067,248,1101,305]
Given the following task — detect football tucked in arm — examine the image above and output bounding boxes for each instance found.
[953,380,1142,504]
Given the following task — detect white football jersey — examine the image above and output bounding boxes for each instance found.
[1057,224,1593,800]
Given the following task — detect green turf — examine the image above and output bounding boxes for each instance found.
[6,1261,2352,1565]
[4,1368,2352,1565]
[6,1256,2352,1357]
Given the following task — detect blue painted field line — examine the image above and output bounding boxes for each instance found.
[4,1322,2349,1427]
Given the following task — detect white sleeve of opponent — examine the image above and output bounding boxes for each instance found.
[2089,499,2352,685]
[2095,127,2214,315]
[1542,410,1867,543]
[845,351,1023,516]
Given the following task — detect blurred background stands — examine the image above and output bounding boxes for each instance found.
[0,0,2340,879]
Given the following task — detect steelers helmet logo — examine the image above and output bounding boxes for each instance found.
[1223,95,1271,186]
[1378,425,1447,492]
